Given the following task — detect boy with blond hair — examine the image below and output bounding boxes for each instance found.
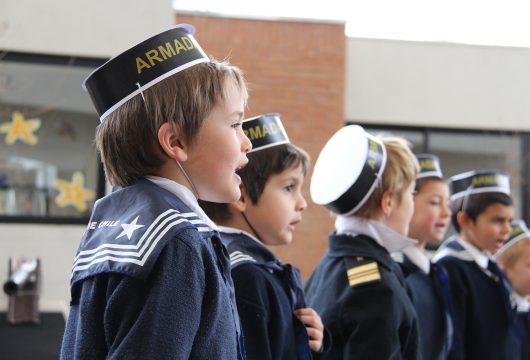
[61,25,251,359]
[305,125,420,359]
[496,220,530,359]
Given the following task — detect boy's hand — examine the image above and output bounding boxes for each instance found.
[295,307,324,352]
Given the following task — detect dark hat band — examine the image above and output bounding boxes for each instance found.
[416,154,443,179]
[83,24,209,121]
[243,113,289,152]
[450,170,510,201]
[325,136,386,215]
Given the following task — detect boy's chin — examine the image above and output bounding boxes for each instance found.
[201,188,240,203]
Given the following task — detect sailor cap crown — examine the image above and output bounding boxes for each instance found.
[449,169,510,201]
[83,24,209,122]
[310,125,387,215]
[416,153,443,180]
[242,113,290,153]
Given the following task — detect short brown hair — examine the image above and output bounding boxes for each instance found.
[354,137,419,219]
[96,60,248,187]
[200,143,310,223]
[450,192,513,233]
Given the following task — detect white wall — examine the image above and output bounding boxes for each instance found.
[0,0,174,314]
[0,0,174,57]
[346,37,530,131]
[0,224,84,316]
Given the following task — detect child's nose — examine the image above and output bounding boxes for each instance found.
[297,193,307,211]
[240,130,252,153]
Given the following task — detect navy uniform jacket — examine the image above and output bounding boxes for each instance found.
[219,228,314,360]
[435,236,518,360]
[516,311,530,359]
[513,294,530,359]
[60,179,245,360]
[305,233,420,360]
[394,249,453,360]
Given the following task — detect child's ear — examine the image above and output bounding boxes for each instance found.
[380,191,394,216]
[232,186,248,212]
[456,211,471,229]
[158,122,187,161]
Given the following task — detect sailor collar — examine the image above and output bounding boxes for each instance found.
[145,175,217,229]
[456,237,490,270]
[335,215,416,254]
[513,291,530,313]
[434,235,490,270]
[402,245,431,274]
[217,225,277,265]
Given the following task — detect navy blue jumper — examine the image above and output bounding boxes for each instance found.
[60,179,244,359]
[434,236,519,360]
[219,227,315,360]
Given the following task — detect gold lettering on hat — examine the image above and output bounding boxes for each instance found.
[367,139,379,170]
[136,35,197,75]
[472,174,500,187]
[420,159,436,171]
[511,225,524,238]
[244,122,281,140]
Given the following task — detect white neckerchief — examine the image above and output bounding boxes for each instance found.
[145,175,217,229]
[335,216,416,253]
[456,237,490,270]
[513,291,530,313]
[403,245,431,274]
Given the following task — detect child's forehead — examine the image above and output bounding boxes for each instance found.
[479,202,514,217]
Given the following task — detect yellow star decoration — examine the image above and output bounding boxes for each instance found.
[54,172,95,212]
[0,111,42,145]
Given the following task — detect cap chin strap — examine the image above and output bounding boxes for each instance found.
[242,212,262,241]
[176,161,199,198]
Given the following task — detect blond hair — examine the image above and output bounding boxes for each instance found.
[355,137,419,219]
[497,237,530,269]
[96,60,247,187]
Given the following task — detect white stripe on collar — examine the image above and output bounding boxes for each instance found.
[433,236,490,269]
[217,225,268,249]
[456,237,490,270]
[145,175,217,230]
[402,246,431,274]
[335,216,416,253]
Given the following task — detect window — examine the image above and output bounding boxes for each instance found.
[0,52,106,223]
[360,123,530,224]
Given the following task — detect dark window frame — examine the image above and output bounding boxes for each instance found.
[0,50,107,225]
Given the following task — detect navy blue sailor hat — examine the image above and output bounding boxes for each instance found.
[310,125,387,215]
[83,24,209,122]
[242,113,290,152]
[416,153,443,180]
[449,169,511,201]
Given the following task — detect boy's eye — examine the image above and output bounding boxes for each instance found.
[231,122,242,129]
[284,184,294,192]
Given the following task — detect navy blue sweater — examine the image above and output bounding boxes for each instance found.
[395,252,453,360]
[221,229,313,360]
[435,237,518,360]
[60,179,244,359]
